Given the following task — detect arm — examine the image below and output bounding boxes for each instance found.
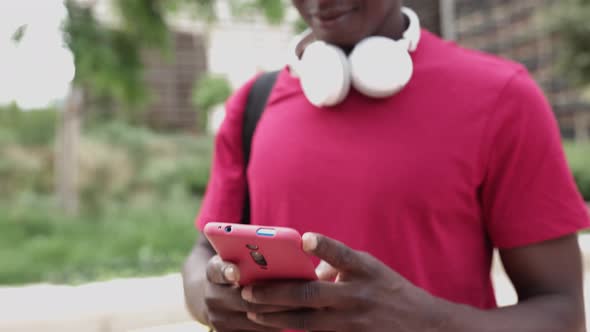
[445,69,589,331]
[182,236,284,331]
[439,234,585,332]
[181,236,216,324]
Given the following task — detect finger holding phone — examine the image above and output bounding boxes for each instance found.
[201,254,288,332]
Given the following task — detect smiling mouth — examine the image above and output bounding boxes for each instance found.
[312,7,358,27]
[318,10,349,20]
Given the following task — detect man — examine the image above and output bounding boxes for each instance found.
[182,1,590,331]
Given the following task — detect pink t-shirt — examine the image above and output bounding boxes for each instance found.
[197,30,589,309]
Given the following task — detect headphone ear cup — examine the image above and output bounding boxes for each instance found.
[349,36,414,98]
[299,41,351,108]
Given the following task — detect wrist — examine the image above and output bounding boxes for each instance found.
[420,291,470,332]
[428,298,453,332]
[397,283,453,332]
[427,296,482,332]
[425,295,451,332]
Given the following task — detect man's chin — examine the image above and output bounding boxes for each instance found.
[311,30,363,49]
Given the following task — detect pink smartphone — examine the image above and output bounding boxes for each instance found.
[203,222,317,286]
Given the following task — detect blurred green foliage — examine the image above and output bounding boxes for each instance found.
[294,16,308,34]
[0,104,58,146]
[115,0,171,49]
[192,74,232,113]
[0,114,213,206]
[61,0,287,112]
[228,0,286,24]
[63,0,163,108]
[0,109,214,284]
[0,192,199,285]
[549,0,590,98]
[192,74,233,131]
[564,140,590,201]
[254,0,287,24]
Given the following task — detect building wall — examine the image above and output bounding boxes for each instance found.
[406,0,441,35]
[142,32,207,131]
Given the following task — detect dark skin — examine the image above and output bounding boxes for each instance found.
[182,1,586,331]
[243,233,585,331]
[292,0,405,49]
[182,236,285,331]
[183,233,585,331]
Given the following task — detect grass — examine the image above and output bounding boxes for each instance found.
[0,193,201,285]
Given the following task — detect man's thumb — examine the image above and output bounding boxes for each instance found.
[302,233,366,274]
[206,255,240,285]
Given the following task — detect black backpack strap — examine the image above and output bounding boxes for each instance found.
[241,70,280,224]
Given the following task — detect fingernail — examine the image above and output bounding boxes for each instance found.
[302,233,317,252]
[247,312,257,321]
[241,286,253,302]
[315,260,329,274]
[224,265,236,282]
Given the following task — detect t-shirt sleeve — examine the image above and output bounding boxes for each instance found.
[195,77,258,231]
[480,69,590,249]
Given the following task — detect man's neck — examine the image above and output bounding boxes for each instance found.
[373,6,407,42]
[342,6,407,55]
[295,6,408,57]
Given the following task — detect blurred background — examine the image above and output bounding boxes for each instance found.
[0,0,588,331]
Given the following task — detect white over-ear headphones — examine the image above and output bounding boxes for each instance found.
[288,7,421,108]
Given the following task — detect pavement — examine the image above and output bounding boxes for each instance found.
[1,234,590,332]
[0,274,198,332]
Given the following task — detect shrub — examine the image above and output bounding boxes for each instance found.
[192,74,232,112]
[192,74,233,131]
[0,192,200,285]
[564,141,590,201]
[0,145,54,198]
[0,121,214,285]
[0,120,213,213]
[0,104,58,146]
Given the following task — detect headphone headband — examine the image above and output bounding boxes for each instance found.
[287,6,421,76]
[285,7,421,107]
[401,7,421,52]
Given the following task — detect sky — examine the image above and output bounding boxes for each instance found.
[0,0,74,109]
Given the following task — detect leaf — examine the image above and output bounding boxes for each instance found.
[227,0,286,24]
[257,0,285,24]
[11,25,27,44]
[192,74,233,112]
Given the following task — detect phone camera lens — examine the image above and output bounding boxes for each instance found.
[224,226,232,233]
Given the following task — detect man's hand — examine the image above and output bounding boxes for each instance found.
[241,233,444,331]
[202,255,288,332]
[181,235,289,332]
